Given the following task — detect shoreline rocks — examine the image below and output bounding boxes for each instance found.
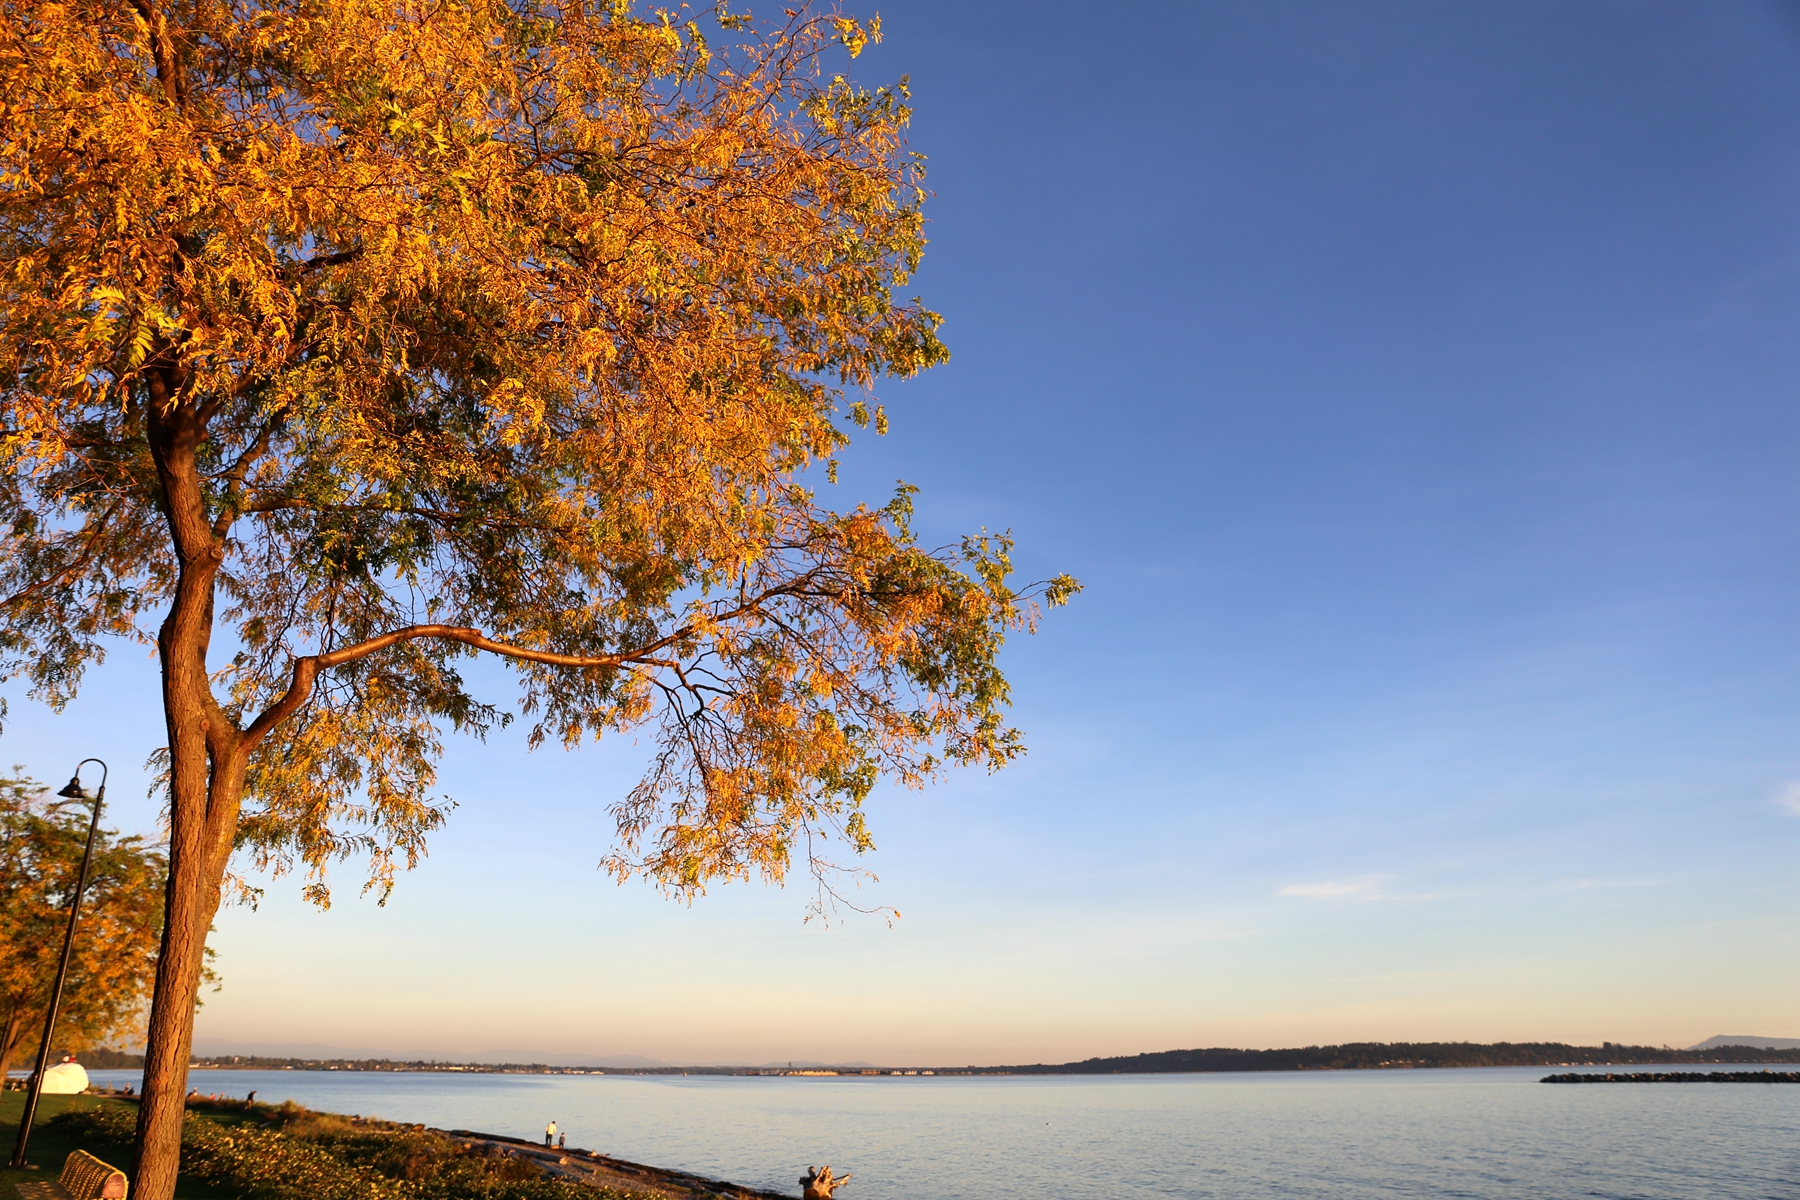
[1540,1071,1800,1084]
[441,1128,797,1199]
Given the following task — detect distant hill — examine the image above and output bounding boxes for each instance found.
[992,1041,1800,1074]
[1686,1035,1800,1051]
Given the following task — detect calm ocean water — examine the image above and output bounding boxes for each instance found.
[89,1065,1799,1199]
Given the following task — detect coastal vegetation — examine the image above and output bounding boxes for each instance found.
[0,1,1073,1195]
[51,1104,662,1200]
[998,1041,1800,1074]
[2,1093,688,1200]
[0,771,171,1082]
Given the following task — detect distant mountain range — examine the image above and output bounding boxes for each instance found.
[1685,1035,1800,1051]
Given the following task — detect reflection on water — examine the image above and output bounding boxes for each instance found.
[90,1065,1800,1200]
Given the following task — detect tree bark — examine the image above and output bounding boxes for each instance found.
[131,370,244,1200]
[0,997,25,1085]
[801,1166,851,1199]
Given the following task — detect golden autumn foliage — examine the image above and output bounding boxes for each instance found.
[0,772,169,1084]
[0,1,1074,1193]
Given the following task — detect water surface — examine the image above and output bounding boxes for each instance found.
[91,1065,1800,1199]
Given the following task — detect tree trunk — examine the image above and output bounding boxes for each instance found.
[0,997,25,1085]
[131,372,245,1200]
[129,759,233,1200]
[801,1166,851,1199]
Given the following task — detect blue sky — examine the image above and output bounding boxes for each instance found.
[5,1,1796,1064]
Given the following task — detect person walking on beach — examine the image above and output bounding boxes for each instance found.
[557,1132,567,1151]
[545,1120,557,1147]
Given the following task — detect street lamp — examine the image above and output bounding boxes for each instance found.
[8,758,108,1169]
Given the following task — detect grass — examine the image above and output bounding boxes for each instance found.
[0,1089,128,1182]
[3,1091,665,1199]
[0,1090,240,1200]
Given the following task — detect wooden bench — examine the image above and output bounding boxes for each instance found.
[11,1150,128,1200]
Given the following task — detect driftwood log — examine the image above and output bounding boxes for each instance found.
[800,1165,851,1198]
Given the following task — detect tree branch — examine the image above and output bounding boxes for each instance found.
[240,625,673,752]
[317,624,678,672]
[292,248,362,276]
[237,571,831,753]
[209,417,285,538]
[0,501,125,611]
[125,0,183,108]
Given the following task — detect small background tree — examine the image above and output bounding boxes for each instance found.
[0,771,169,1084]
[0,2,1074,1196]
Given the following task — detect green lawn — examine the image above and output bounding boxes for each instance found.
[0,1090,240,1199]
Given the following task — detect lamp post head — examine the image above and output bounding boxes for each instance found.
[55,776,89,800]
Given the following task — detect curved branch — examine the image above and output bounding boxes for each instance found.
[316,624,677,671]
[238,569,831,753]
[240,624,677,752]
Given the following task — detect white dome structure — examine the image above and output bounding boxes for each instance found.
[39,1061,89,1094]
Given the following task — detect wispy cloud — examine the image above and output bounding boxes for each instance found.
[1553,877,1662,892]
[1278,876,1389,900]
[1776,781,1800,817]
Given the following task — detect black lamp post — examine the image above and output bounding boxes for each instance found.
[8,758,108,1169]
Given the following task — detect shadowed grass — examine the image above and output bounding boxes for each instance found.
[0,1091,238,1200]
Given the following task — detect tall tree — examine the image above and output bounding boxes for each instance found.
[0,772,168,1085]
[0,2,1074,1196]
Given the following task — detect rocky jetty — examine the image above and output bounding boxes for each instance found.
[1541,1071,1800,1084]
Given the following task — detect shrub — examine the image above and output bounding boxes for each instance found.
[50,1107,654,1200]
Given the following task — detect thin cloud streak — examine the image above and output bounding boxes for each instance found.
[1554,878,1664,891]
[1278,876,1391,900]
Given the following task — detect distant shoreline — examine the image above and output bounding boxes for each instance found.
[74,1040,1800,1078]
